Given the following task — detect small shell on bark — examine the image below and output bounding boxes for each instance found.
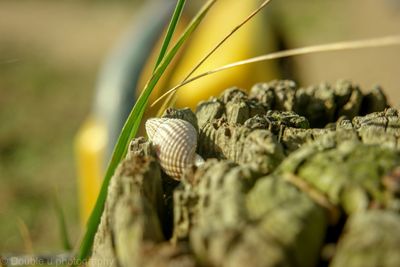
[145,118,204,180]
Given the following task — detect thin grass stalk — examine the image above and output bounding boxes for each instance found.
[53,193,72,251]
[153,0,186,72]
[151,35,400,106]
[183,0,272,80]
[16,219,34,254]
[157,0,273,113]
[74,0,217,263]
[156,91,177,117]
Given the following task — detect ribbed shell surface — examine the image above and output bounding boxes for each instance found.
[145,118,197,180]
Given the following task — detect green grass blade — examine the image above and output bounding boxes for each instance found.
[153,0,186,72]
[53,193,72,251]
[126,0,217,143]
[74,0,217,263]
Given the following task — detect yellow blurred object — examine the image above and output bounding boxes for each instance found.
[74,117,106,224]
[170,0,280,109]
[140,1,281,110]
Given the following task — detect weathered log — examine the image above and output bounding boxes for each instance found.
[330,210,400,267]
[89,80,400,267]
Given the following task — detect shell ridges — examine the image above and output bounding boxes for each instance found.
[145,118,201,180]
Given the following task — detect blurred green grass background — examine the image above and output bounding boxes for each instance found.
[0,0,399,254]
[0,0,136,252]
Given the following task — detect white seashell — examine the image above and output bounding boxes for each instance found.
[145,118,204,180]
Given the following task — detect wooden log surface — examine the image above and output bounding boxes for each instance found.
[89,80,400,267]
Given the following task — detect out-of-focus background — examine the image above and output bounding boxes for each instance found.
[0,0,399,253]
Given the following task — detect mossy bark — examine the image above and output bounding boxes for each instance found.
[89,80,400,267]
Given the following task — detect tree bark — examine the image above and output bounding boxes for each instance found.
[89,80,400,267]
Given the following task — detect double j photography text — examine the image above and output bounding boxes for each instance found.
[1,254,114,266]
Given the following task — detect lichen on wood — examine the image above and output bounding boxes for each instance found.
[89,140,196,267]
[198,120,285,173]
[330,210,400,267]
[89,80,400,267]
